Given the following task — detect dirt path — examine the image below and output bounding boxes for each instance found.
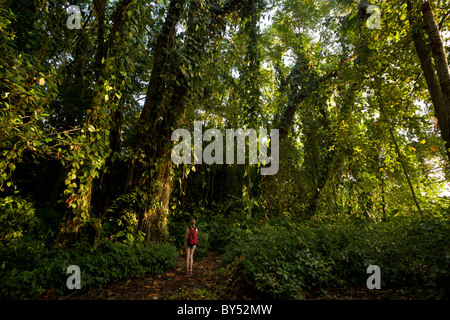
[61,251,242,300]
[59,250,408,300]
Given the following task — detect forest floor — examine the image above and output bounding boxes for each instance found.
[59,251,412,300]
[59,251,244,300]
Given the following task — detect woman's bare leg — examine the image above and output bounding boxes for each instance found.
[185,247,191,273]
[189,248,195,273]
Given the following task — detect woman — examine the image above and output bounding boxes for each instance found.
[184,219,198,275]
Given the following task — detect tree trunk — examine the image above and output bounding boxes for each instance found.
[56,0,132,246]
[90,0,130,219]
[56,178,93,246]
[126,0,245,242]
[408,0,450,162]
[387,125,423,216]
[374,87,423,216]
[137,154,173,243]
[92,108,122,219]
[380,173,387,221]
[124,0,183,243]
[421,1,450,108]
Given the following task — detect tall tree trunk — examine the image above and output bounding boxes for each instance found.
[56,167,94,246]
[421,1,450,107]
[92,108,122,220]
[381,176,387,221]
[264,50,353,218]
[240,0,260,216]
[408,0,450,162]
[125,0,184,243]
[128,0,245,243]
[137,154,173,243]
[386,124,422,216]
[91,0,131,221]
[56,0,132,246]
[374,87,423,216]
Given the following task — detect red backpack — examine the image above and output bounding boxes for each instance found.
[188,227,198,246]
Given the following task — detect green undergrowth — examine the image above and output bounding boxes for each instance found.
[220,216,450,300]
[0,239,178,299]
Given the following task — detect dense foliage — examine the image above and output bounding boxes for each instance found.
[0,238,177,298]
[221,215,450,299]
[1,0,450,299]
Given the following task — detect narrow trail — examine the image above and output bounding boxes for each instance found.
[62,251,242,300]
[59,251,404,300]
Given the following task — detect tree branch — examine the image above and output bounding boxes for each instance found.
[439,9,450,31]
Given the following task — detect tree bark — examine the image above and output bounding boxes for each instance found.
[386,124,422,216]
[421,1,450,108]
[125,0,184,243]
[92,0,131,220]
[408,0,450,162]
[57,0,132,246]
[93,0,106,82]
[127,0,245,243]
[137,154,173,243]
[374,88,423,216]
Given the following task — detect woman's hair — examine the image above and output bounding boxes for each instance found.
[190,219,196,228]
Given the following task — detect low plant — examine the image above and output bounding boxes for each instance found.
[0,239,178,299]
[221,216,450,299]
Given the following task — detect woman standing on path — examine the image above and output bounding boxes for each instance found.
[184,219,198,275]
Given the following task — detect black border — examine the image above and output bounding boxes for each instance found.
[2,299,445,318]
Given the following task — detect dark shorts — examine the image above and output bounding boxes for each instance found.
[185,239,196,249]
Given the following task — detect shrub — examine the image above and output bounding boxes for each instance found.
[221,217,450,299]
[204,215,236,252]
[0,196,38,242]
[0,239,178,299]
[222,224,335,299]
